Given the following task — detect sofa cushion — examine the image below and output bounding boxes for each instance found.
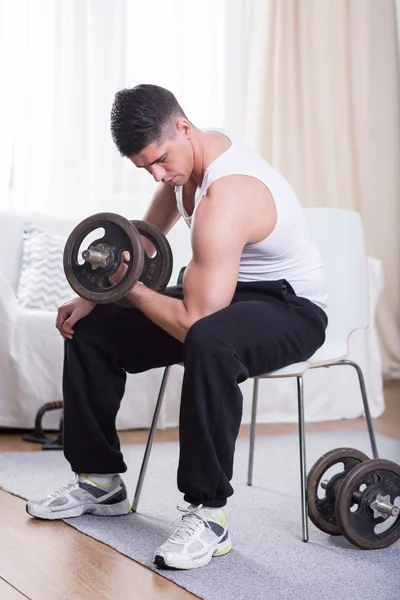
[16,222,73,312]
[0,209,81,293]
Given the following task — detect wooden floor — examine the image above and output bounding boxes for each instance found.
[0,381,398,600]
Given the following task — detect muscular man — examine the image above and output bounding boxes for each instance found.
[27,84,328,570]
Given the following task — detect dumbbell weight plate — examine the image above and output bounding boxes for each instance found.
[335,458,400,550]
[131,220,173,293]
[63,212,144,304]
[307,447,370,535]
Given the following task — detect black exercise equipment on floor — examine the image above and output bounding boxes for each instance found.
[22,401,64,450]
[307,447,400,549]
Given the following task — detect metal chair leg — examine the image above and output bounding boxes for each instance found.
[297,375,309,542]
[316,360,379,458]
[337,359,379,458]
[131,366,171,513]
[247,378,259,486]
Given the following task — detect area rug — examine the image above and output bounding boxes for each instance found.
[0,430,399,600]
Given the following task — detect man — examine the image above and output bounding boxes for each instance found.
[27,84,328,570]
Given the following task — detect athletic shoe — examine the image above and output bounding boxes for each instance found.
[153,504,232,569]
[26,473,130,520]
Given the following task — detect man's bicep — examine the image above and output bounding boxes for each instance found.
[182,256,238,320]
[182,208,246,322]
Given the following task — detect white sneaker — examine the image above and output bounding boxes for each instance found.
[26,474,130,520]
[153,504,232,570]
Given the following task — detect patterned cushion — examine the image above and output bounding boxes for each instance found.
[16,222,73,312]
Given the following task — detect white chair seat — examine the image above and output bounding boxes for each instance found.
[259,362,309,378]
[258,342,348,378]
[309,342,347,364]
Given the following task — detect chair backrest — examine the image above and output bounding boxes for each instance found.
[305,207,370,355]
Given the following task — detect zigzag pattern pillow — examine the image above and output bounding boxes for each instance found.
[16,222,74,312]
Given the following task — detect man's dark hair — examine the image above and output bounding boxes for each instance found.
[110,84,187,157]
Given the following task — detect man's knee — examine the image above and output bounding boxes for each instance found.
[72,304,110,342]
[184,313,236,361]
[184,315,220,354]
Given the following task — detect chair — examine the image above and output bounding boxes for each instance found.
[131,208,379,545]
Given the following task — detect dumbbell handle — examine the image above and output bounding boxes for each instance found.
[81,243,112,271]
[82,249,106,263]
[370,500,399,518]
[321,479,399,517]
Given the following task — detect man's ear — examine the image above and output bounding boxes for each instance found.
[176,118,191,139]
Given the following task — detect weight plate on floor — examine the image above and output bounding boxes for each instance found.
[335,458,400,550]
[64,212,144,303]
[131,220,173,292]
[307,447,370,535]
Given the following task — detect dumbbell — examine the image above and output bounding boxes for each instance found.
[63,212,173,304]
[307,447,400,549]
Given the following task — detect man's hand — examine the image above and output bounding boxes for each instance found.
[109,250,131,284]
[56,297,96,340]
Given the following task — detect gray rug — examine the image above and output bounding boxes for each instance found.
[0,430,399,600]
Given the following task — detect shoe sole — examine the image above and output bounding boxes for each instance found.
[26,498,131,520]
[154,535,233,570]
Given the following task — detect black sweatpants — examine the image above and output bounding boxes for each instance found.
[62,279,327,508]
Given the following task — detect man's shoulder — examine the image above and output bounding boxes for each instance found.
[192,177,258,232]
[206,173,272,199]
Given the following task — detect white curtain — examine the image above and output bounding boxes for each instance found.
[226,0,400,379]
[1,0,399,378]
[0,0,227,219]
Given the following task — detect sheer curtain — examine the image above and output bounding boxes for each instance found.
[1,0,398,377]
[226,0,400,379]
[0,0,227,219]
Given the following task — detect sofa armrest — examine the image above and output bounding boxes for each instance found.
[0,271,17,318]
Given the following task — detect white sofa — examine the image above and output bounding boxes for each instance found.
[0,208,385,431]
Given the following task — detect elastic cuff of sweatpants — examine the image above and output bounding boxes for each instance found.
[183,494,227,509]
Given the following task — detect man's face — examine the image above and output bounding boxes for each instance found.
[130,122,193,187]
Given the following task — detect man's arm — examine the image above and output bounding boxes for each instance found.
[114,183,181,307]
[126,179,251,342]
[139,183,181,256]
[142,182,181,235]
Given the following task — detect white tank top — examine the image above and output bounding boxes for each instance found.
[175,128,328,310]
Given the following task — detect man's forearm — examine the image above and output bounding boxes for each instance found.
[138,183,180,259]
[126,284,192,343]
[142,184,180,234]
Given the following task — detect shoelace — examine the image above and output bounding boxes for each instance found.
[48,474,80,499]
[168,504,212,544]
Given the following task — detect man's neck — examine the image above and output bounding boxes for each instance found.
[190,129,231,187]
[190,129,207,187]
